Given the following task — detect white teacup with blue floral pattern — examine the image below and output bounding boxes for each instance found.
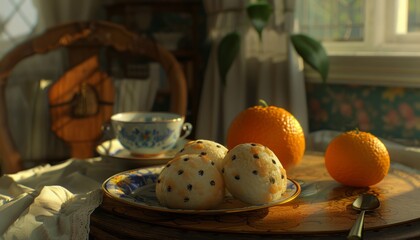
[111,112,192,156]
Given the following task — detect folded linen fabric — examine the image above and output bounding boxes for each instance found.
[0,158,126,240]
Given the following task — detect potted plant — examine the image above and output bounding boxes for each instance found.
[217,0,329,85]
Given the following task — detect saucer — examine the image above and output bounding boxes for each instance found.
[97,138,189,168]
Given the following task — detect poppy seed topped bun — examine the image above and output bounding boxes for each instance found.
[175,139,228,172]
[222,143,287,205]
[155,154,225,210]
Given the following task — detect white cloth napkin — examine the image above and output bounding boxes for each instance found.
[0,158,127,240]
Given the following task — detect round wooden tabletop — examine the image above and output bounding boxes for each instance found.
[90,152,420,239]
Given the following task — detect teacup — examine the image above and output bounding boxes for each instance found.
[111,112,192,156]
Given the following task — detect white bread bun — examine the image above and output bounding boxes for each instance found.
[175,139,228,172]
[222,143,287,205]
[155,154,225,210]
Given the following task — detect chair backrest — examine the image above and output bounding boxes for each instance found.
[0,21,188,174]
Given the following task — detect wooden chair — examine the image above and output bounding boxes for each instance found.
[0,21,188,174]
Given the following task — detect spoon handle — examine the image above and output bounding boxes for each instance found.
[347,210,366,240]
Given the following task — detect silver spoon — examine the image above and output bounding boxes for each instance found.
[347,194,380,240]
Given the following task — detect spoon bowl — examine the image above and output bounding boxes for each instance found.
[352,193,380,212]
[347,194,380,240]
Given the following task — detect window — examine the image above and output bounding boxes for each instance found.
[0,0,38,57]
[296,0,420,55]
[408,0,420,32]
[295,0,420,87]
[296,0,364,42]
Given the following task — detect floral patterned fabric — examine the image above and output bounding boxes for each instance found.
[306,83,420,146]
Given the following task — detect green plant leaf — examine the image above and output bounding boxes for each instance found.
[218,32,240,86]
[290,34,329,83]
[247,1,272,41]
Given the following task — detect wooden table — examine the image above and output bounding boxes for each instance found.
[89,152,420,239]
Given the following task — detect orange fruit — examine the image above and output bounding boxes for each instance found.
[226,100,305,170]
[324,130,390,187]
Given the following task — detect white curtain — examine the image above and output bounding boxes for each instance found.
[196,0,308,144]
[113,64,161,113]
[6,0,103,165]
[33,0,102,31]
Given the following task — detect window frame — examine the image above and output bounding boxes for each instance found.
[321,0,420,55]
[302,0,420,87]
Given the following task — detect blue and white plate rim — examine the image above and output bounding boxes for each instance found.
[102,166,301,214]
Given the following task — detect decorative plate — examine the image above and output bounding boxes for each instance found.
[96,139,189,168]
[102,166,301,214]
